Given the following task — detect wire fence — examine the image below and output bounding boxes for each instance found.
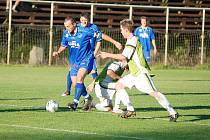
[1,24,210,66]
[1,0,210,66]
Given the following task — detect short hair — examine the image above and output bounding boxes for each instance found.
[80,12,90,20]
[64,16,76,24]
[141,16,147,20]
[120,19,134,32]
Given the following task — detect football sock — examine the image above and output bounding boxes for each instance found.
[155,92,177,115]
[117,89,134,111]
[66,71,72,92]
[114,91,121,110]
[74,83,86,102]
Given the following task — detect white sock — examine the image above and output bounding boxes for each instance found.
[155,92,176,115]
[114,91,121,110]
[116,89,134,111]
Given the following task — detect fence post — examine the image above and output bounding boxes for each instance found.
[7,0,12,65]
[90,4,94,24]
[201,9,205,65]
[129,6,133,20]
[48,2,54,66]
[164,7,169,66]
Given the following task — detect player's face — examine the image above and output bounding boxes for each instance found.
[64,20,76,33]
[120,26,127,39]
[141,18,147,27]
[80,16,89,27]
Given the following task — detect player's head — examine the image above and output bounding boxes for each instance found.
[120,19,134,39]
[64,16,76,33]
[140,16,147,27]
[80,12,90,27]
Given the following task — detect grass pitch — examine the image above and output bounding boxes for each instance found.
[0,65,210,140]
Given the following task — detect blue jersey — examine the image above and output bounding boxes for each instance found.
[134,26,155,52]
[60,27,94,65]
[77,23,102,51]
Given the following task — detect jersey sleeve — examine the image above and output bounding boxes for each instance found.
[94,25,102,42]
[134,27,139,36]
[122,37,137,60]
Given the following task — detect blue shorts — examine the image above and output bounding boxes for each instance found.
[70,57,94,77]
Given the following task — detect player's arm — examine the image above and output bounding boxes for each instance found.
[99,51,127,62]
[102,33,123,50]
[53,31,68,57]
[94,41,101,57]
[52,46,66,57]
[150,28,157,56]
[152,39,157,56]
[107,69,121,80]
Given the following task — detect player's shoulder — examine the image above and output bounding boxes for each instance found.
[147,26,153,31]
[135,26,142,31]
[89,23,98,28]
[62,29,69,37]
[126,36,137,48]
[89,24,100,31]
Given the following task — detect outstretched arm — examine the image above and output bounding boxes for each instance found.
[102,33,123,50]
[99,51,127,62]
[94,42,101,57]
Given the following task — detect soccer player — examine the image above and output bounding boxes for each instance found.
[61,12,123,97]
[53,16,94,111]
[99,19,179,121]
[134,16,157,63]
[90,61,135,114]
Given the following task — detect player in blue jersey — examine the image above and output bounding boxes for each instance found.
[134,16,157,63]
[61,12,123,97]
[53,16,94,111]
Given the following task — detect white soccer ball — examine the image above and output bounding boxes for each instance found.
[46,100,59,112]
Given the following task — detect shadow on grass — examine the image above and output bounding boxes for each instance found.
[0,106,83,113]
[0,107,46,112]
[130,92,210,97]
[135,105,210,112]
[133,105,210,122]
[0,98,46,101]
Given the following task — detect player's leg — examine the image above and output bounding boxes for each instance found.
[90,58,98,80]
[62,69,72,96]
[94,84,114,112]
[144,50,150,63]
[135,73,179,121]
[113,74,133,113]
[115,89,136,118]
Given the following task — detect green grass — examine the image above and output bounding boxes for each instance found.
[0,65,210,140]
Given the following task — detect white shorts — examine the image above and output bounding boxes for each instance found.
[118,72,157,94]
[95,83,116,101]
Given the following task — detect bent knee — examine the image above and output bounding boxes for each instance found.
[115,82,126,90]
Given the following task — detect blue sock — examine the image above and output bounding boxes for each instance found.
[74,83,86,102]
[66,71,72,92]
[91,72,98,80]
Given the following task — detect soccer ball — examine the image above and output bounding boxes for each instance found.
[46,100,59,112]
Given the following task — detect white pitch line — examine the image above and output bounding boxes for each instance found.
[0,123,149,140]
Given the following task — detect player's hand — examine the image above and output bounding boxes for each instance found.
[114,41,123,50]
[52,51,59,57]
[86,80,96,94]
[98,51,108,59]
[153,48,157,56]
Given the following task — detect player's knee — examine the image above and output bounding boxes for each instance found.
[115,82,125,90]
[149,91,158,97]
